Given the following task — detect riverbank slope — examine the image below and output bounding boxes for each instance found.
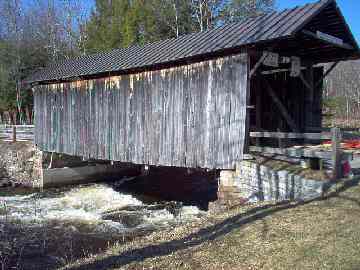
[0,141,42,187]
[64,178,360,270]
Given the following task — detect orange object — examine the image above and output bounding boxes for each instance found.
[343,140,360,149]
[322,140,360,150]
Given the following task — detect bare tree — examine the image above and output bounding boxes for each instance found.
[324,60,360,126]
[191,0,223,31]
[0,0,87,124]
[1,0,24,123]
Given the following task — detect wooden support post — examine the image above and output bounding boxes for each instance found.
[299,73,313,91]
[302,63,315,132]
[331,127,342,181]
[309,64,315,130]
[306,64,314,104]
[256,80,262,147]
[244,54,252,154]
[249,53,268,78]
[12,126,16,143]
[277,128,284,149]
[315,61,339,88]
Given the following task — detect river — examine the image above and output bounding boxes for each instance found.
[0,182,206,270]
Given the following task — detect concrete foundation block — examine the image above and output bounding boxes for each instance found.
[217,160,331,205]
[42,163,141,188]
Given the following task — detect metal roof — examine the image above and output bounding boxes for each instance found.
[28,0,359,84]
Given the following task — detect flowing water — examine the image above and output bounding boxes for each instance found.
[0,182,205,269]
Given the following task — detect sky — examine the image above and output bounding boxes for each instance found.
[277,0,360,43]
[22,0,359,45]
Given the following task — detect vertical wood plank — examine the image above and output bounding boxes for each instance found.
[33,52,249,170]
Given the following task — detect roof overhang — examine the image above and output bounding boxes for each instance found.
[258,0,360,64]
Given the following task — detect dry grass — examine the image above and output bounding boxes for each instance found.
[63,178,360,270]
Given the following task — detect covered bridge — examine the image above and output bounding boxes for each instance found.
[28,0,360,170]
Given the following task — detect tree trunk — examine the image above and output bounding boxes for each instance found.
[4,111,11,124]
[11,111,17,125]
[25,106,32,124]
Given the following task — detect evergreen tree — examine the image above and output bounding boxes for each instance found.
[84,0,167,52]
[83,0,275,53]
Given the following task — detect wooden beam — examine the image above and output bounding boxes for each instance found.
[250,146,352,160]
[250,131,332,140]
[277,128,284,149]
[249,53,268,78]
[306,64,314,103]
[315,61,339,88]
[255,80,262,146]
[261,67,306,75]
[304,63,315,130]
[250,146,333,159]
[299,72,313,91]
[307,126,360,132]
[261,75,299,132]
[302,30,354,50]
[249,46,279,78]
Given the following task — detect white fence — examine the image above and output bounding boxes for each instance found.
[0,125,34,142]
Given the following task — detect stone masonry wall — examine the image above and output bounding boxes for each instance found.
[0,141,43,187]
[218,160,331,206]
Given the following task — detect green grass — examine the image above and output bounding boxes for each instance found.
[64,178,360,270]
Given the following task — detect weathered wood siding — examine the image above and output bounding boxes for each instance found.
[34,53,249,169]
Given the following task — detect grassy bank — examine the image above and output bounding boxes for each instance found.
[63,178,360,270]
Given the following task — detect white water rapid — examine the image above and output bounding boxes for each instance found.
[0,183,205,235]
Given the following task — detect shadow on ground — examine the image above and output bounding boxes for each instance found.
[67,178,360,270]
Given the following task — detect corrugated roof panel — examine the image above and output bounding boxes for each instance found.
[235,10,287,45]
[280,2,323,37]
[254,7,299,42]
[207,19,251,52]
[28,0,358,83]
[173,23,234,59]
